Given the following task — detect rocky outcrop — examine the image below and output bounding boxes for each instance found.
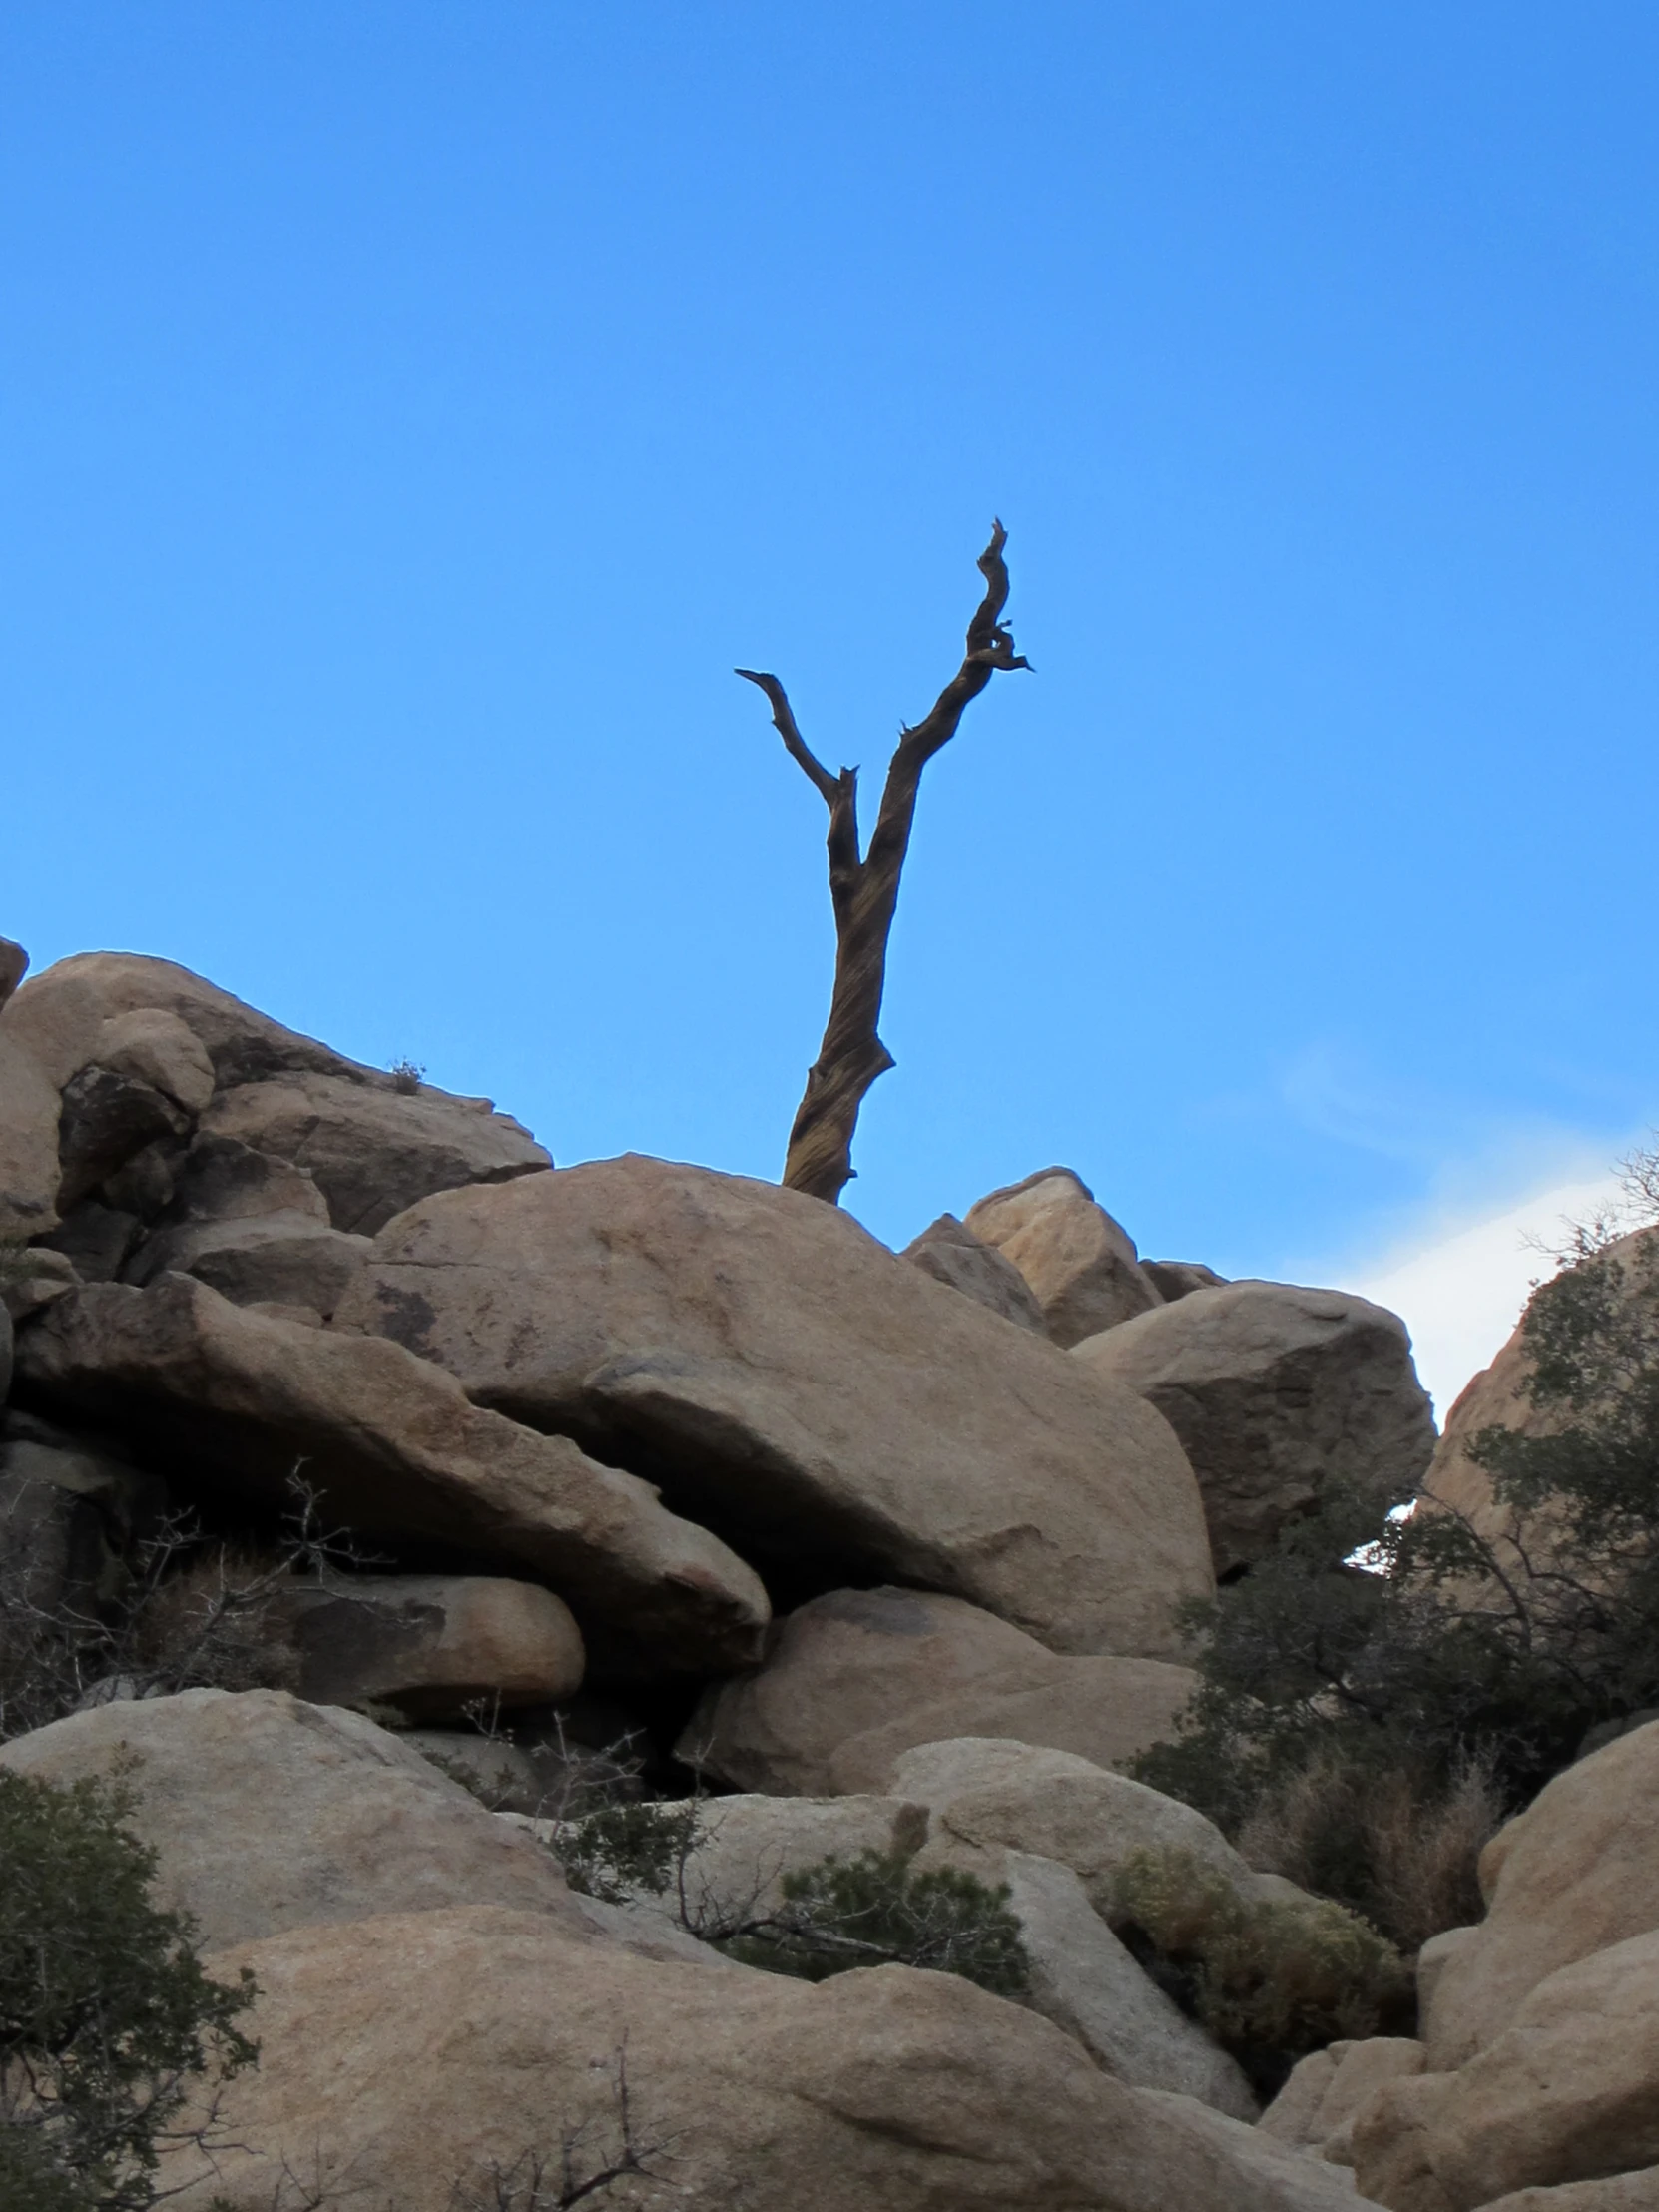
[677,1586,1197,1795]
[291,1572,585,1720]
[333,1157,1214,1658]
[4,953,553,1261]
[159,1903,1363,2212]
[1259,2036,1426,2163]
[900,1213,1048,1332]
[15,1275,770,1672]
[0,1689,586,1949]
[963,1167,1164,1345]
[3,950,413,1093]
[1353,1932,1659,2212]
[1422,1718,1659,2070]
[1072,1281,1436,1576]
[202,1069,550,1237]
[880,1736,1270,1924]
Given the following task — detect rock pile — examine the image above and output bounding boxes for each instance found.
[1,941,1463,2209]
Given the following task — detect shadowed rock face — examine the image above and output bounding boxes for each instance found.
[14,1274,770,1675]
[332,1155,1215,1659]
[900,1214,1048,1334]
[1072,1279,1436,1577]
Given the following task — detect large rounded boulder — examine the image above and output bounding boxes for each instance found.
[331,1157,1215,1659]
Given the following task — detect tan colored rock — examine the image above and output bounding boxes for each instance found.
[901,1213,1048,1332]
[203,1069,551,1236]
[15,1276,769,1672]
[335,1158,1213,1658]
[963,1167,1164,1345]
[882,1736,1263,1922]
[535,1783,1252,2113]
[1072,1282,1435,1576]
[94,1007,216,1114]
[1258,2037,1424,2162]
[1479,2171,1659,2210]
[159,1903,1364,2212]
[293,1573,584,1720]
[2,949,388,1091]
[973,1846,1259,2117]
[1423,1718,1659,2069]
[1353,1930,1659,2212]
[677,1587,1197,1795]
[0,1688,592,1949]
[0,1027,62,1237]
[661,1791,931,1931]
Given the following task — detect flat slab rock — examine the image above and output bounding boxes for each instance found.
[157,1901,1363,2212]
[15,1275,769,1673]
[678,1585,1198,1796]
[331,1155,1215,1659]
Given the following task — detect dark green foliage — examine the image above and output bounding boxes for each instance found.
[722,1850,1029,1997]
[0,1768,257,2211]
[557,1799,701,1906]
[1111,1846,1412,2095]
[1132,1198,1659,1941]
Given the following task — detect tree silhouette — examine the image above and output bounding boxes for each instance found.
[739,523,1029,1204]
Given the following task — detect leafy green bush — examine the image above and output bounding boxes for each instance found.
[0,1768,257,2211]
[723,1849,1029,1997]
[1111,1846,1411,2092]
[556,1799,701,1906]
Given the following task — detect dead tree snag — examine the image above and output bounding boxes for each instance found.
[739,522,1029,1205]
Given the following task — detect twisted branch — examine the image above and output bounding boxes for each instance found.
[739,522,1029,1204]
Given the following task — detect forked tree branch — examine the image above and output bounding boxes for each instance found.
[739,522,1029,1204]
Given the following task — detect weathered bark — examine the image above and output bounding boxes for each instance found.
[739,524,1029,1205]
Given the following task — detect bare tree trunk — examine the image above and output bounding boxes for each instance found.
[739,523,1029,1205]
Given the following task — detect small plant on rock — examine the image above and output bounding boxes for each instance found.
[556,1800,701,1907]
[720,1849,1030,1997]
[1111,1845,1411,2095]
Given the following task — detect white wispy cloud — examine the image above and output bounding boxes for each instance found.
[1344,1170,1628,1422]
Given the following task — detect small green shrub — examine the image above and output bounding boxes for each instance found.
[1111,1846,1411,2091]
[0,1769,258,2211]
[556,1800,701,1905]
[724,1849,1029,1998]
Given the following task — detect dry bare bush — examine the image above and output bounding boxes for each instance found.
[0,1475,359,1746]
[1237,1748,1504,1953]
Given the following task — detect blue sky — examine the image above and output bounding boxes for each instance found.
[6,5,1658,1398]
